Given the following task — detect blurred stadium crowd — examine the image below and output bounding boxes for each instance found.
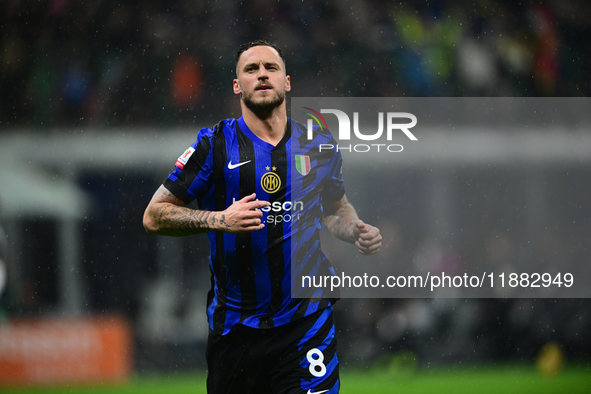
[1,0,591,371]
[1,0,591,129]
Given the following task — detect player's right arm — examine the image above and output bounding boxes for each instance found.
[143,186,269,236]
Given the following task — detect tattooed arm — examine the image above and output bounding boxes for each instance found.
[323,194,382,255]
[323,195,359,243]
[143,185,270,236]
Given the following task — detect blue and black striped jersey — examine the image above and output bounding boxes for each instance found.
[164,117,345,335]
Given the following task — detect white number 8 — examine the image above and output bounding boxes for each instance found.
[306,348,327,377]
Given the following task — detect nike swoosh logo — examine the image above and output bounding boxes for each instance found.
[307,390,328,394]
[227,160,251,169]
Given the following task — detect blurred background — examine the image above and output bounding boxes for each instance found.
[1,0,590,386]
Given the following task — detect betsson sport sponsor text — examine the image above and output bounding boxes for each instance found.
[233,197,304,224]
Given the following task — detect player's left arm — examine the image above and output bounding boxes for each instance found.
[323,194,382,255]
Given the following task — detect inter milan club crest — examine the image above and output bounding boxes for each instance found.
[261,167,281,193]
[295,155,311,176]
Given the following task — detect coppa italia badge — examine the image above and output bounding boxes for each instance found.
[261,167,281,193]
[295,155,311,175]
[176,147,195,169]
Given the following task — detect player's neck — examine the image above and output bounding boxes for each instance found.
[241,104,288,146]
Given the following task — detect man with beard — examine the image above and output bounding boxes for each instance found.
[143,40,381,394]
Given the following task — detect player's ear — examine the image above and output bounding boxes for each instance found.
[285,75,291,92]
[233,79,241,95]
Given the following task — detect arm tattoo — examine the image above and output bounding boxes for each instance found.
[219,214,230,231]
[156,204,218,236]
[147,185,219,236]
[324,203,358,243]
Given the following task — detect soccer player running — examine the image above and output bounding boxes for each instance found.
[143,40,381,394]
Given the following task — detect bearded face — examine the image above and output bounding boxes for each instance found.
[233,45,291,116]
[239,80,286,114]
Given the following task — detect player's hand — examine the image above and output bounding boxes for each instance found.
[352,220,382,255]
[219,193,269,233]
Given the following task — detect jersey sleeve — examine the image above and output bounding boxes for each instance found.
[163,128,214,204]
[320,143,346,202]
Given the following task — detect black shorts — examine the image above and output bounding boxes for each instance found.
[206,307,339,394]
